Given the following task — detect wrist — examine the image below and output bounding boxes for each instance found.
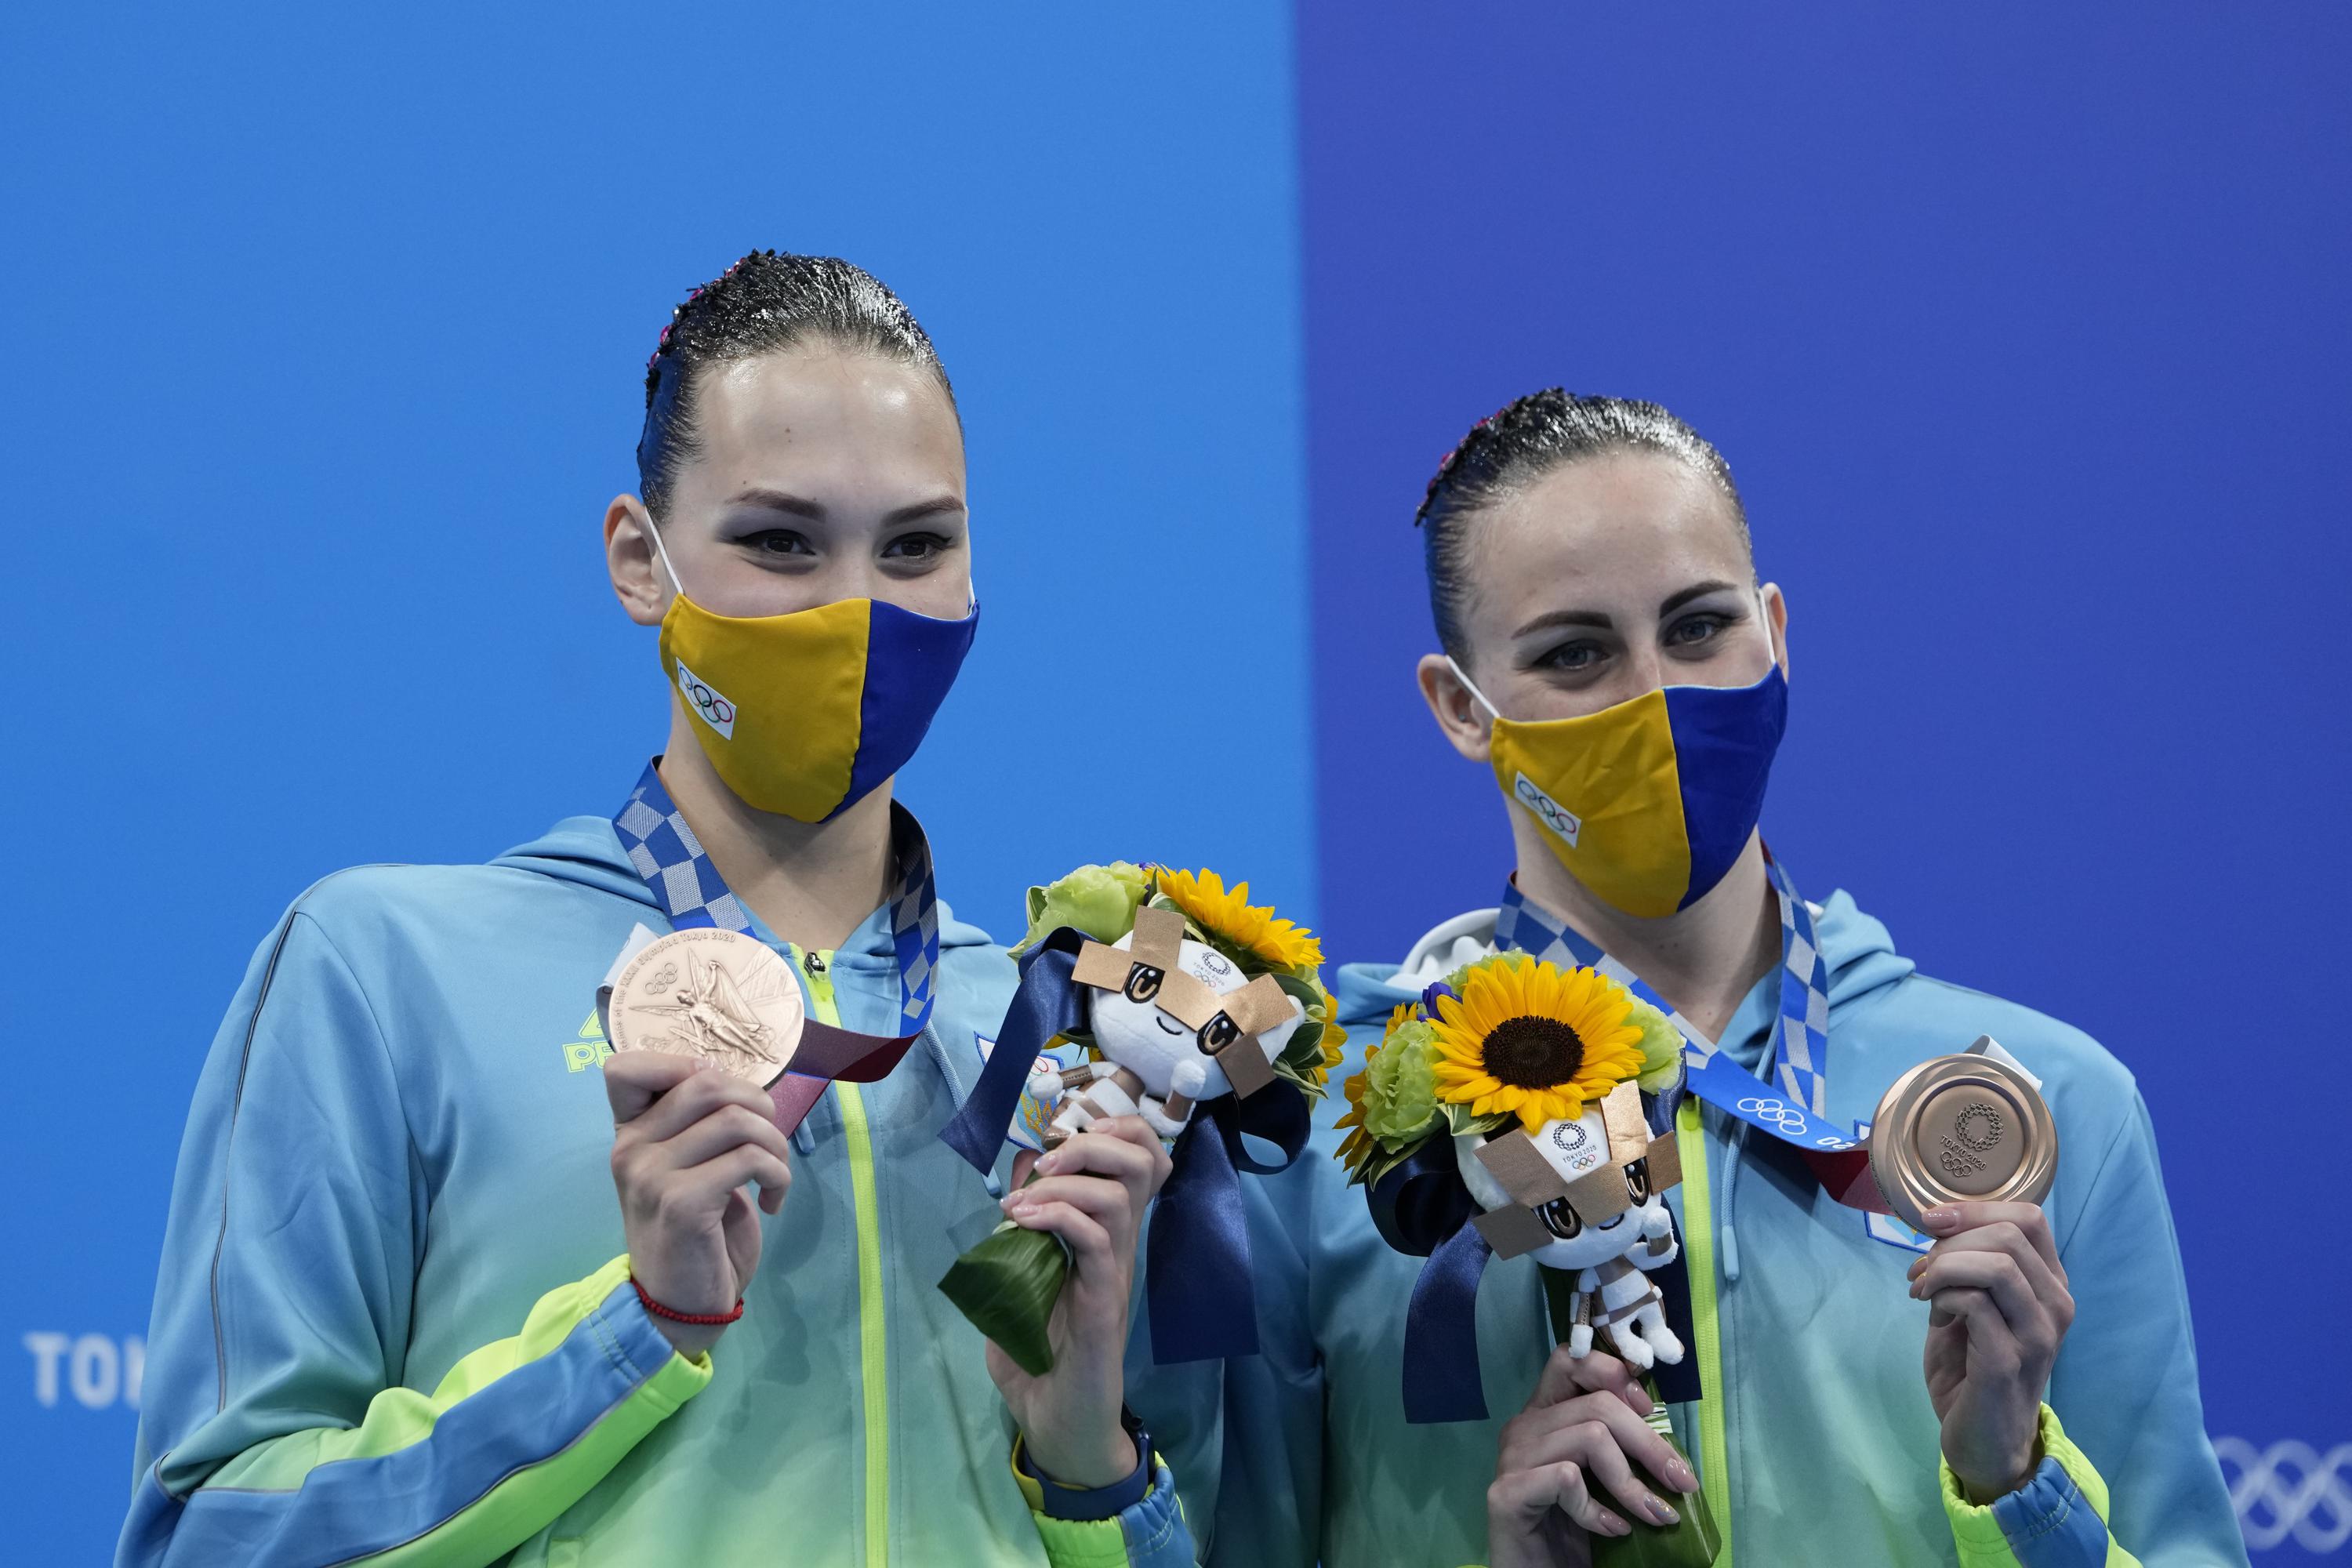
[1955,1433,2044,1504]
[630,1274,742,1360]
[1022,1424,1138,1492]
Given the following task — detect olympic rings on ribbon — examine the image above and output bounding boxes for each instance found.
[1736,1095,1810,1135]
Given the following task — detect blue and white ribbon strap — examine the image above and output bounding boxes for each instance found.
[614,760,941,1037]
[1496,856,1857,1154]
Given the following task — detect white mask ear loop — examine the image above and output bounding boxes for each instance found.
[642,513,686,599]
[1444,655,1505,724]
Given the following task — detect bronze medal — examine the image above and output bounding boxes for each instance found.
[607,927,804,1088]
[1867,1050,2057,1231]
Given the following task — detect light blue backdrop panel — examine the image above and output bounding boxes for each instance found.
[0,5,1307,1562]
[1297,3,2347,1559]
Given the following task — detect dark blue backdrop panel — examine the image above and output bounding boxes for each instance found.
[1297,3,2347,1558]
[0,5,1307,1562]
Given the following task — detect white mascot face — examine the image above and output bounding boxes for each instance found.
[1454,1105,1671,1271]
[1088,931,1305,1099]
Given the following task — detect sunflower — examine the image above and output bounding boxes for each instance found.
[1428,956,1644,1134]
[1152,867,1323,975]
[1334,1065,1379,1177]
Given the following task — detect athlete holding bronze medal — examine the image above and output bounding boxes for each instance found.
[1222,393,2245,1566]
[122,254,1197,1566]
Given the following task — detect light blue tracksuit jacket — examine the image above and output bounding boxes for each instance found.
[122,807,1210,1567]
[1210,889,2249,1568]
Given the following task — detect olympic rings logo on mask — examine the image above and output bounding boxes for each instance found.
[673,661,738,738]
[1735,1096,1811,1135]
[2215,1437,2352,1552]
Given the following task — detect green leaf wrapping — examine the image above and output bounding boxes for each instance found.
[937,1219,1070,1377]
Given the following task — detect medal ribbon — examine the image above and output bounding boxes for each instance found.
[1497,855,1889,1209]
[612,761,937,1133]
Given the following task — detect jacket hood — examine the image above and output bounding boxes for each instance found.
[489,812,1000,961]
[1330,887,1915,1029]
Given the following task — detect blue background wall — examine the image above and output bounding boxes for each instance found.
[5,2,2344,1560]
[1299,4,2348,1559]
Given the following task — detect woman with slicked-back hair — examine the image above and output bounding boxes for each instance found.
[1217,391,2245,1567]
[122,253,1201,1567]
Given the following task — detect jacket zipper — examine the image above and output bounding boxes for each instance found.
[797,950,890,1568]
[1677,1098,1734,1566]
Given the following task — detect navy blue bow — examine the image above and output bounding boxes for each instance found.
[939,927,1089,1173]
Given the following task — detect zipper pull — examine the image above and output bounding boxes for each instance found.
[804,950,827,975]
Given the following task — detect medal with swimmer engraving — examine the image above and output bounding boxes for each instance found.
[1867,1051,2057,1231]
[606,927,804,1088]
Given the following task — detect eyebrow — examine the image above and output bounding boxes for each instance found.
[1511,579,1746,640]
[722,488,968,526]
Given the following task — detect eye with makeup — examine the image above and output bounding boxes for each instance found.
[731,527,817,565]
[879,531,956,572]
[1662,605,1744,658]
[1529,637,1613,679]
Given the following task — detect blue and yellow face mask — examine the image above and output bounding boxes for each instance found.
[648,523,978,823]
[1452,651,1788,919]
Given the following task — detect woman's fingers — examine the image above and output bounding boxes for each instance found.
[1927,1202,2064,1283]
[1033,1121,1167,1218]
[1529,1343,1651,1415]
[677,1144,794,1213]
[1910,1250,2054,1357]
[1490,1458,1628,1539]
[1507,1395,1695,1508]
[617,1063,778,1144]
[1926,1286,2024,1375]
[602,1051,705,1123]
[657,1100,795,1174]
[1911,1221,2072,1336]
[1005,1197,1113,1272]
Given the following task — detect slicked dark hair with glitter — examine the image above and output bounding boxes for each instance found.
[1415,389,1750,662]
[636,251,957,516]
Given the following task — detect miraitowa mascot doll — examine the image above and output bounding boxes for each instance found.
[938,863,1341,1374]
[1337,953,1724,1566]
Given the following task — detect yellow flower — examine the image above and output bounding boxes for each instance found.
[1381,1001,1415,1041]
[1428,956,1645,1134]
[1152,867,1323,975]
[1334,1065,1377,1175]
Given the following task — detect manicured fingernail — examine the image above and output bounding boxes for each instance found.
[1668,1457,1698,1491]
[1596,1510,1629,1537]
[1922,1207,1960,1232]
[1648,1495,1679,1525]
[1036,1152,1061,1174]
[1905,1258,1925,1281]
[1001,1195,1029,1215]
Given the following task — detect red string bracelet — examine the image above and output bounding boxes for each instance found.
[632,1278,744,1327]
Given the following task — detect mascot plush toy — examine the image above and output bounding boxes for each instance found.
[938,864,1340,1374]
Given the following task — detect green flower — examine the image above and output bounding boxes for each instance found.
[1361,1018,1442,1143]
[1012,862,1150,955]
[1626,996,1685,1091]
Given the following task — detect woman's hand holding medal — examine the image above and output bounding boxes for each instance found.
[604,1052,797,1359]
[1910,1200,2075,1502]
[1487,1344,1701,1567]
[984,1116,1172,1489]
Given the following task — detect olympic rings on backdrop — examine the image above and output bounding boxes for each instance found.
[2214,1437,2352,1552]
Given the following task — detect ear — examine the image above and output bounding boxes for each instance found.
[1417,653,1494,764]
[1760,581,1791,681]
[606,494,672,627]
